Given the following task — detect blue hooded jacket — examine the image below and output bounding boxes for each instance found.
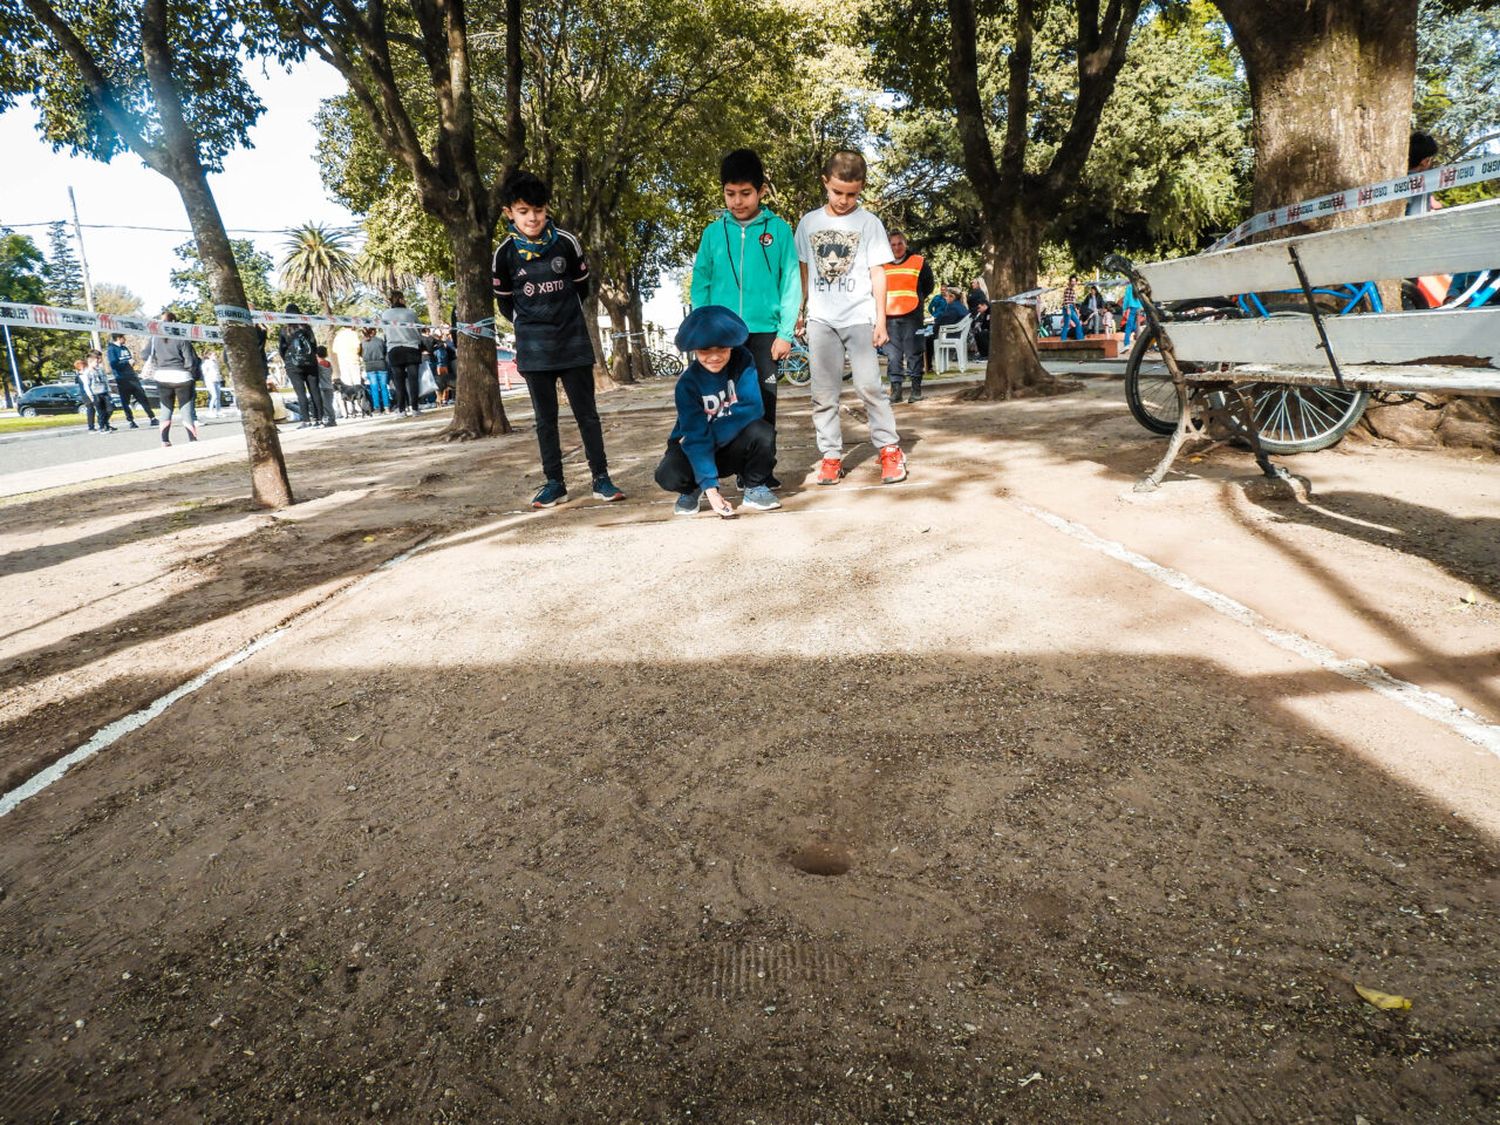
[669,346,764,490]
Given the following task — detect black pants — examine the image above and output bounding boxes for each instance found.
[524,364,608,482]
[286,365,317,422]
[388,348,422,413]
[115,374,156,422]
[92,393,113,429]
[744,331,779,429]
[80,392,96,429]
[884,312,923,389]
[655,419,777,494]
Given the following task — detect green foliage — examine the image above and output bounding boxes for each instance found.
[870,1,1249,277]
[278,223,359,316]
[168,237,278,322]
[0,1,297,172]
[43,220,84,307]
[1,226,77,384]
[1415,0,1500,204]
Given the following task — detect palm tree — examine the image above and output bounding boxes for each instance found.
[279,223,359,334]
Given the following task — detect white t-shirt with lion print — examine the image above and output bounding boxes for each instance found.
[795,205,894,328]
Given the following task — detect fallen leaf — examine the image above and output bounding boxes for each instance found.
[362,535,375,543]
[1355,984,1412,1010]
[1459,590,1477,605]
[332,699,350,708]
[346,733,364,743]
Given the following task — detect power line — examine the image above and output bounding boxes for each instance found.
[2,220,362,236]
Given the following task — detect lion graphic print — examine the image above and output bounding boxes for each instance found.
[810,229,860,283]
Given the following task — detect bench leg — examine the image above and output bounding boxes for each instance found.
[1135,406,1197,492]
[1227,386,1289,481]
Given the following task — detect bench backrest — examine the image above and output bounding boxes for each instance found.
[1134,200,1500,376]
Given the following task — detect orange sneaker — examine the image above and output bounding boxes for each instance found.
[816,456,845,486]
[878,445,908,484]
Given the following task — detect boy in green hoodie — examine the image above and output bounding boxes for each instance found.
[690,149,800,434]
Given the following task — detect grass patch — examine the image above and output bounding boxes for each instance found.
[0,413,84,435]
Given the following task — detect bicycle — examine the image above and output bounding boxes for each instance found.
[1125,284,1376,453]
[610,331,683,380]
[776,341,811,386]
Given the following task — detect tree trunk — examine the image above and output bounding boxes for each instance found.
[976,204,1050,399]
[582,289,613,391]
[627,283,649,380]
[444,224,510,439]
[421,274,444,328]
[1216,0,1418,223]
[135,0,292,508]
[599,285,634,385]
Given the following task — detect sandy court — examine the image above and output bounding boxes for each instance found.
[2,378,1497,1121]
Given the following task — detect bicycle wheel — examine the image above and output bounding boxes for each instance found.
[1233,308,1367,453]
[779,349,811,386]
[1123,326,1181,434]
[647,349,682,380]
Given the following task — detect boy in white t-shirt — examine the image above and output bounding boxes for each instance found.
[794,150,907,485]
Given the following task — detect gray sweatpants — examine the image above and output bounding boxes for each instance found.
[807,319,900,458]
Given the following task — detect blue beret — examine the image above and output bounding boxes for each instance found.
[675,305,749,351]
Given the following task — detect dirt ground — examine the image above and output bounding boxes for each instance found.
[2,377,1498,1123]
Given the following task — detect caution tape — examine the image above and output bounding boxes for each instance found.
[0,301,499,342]
[1208,153,1500,252]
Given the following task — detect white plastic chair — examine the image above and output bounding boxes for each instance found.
[933,315,973,374]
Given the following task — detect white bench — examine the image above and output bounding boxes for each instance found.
[1107,198,1500,491]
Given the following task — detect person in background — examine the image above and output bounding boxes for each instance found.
[361,327,391,414]
[331,325,364,409]
[142,311,199,445]
[383,291,424,416]
[313,345,337,427]
[72,358,97,432]
[202,349,224,417]
[966,277,990,358]
[81,352,116,432]
[431,331,456,405]
[277,306,321,428]
[1060,275,1083,341]
[881,230,933,404]
[1083,284,1106,335]
[1406,131,1439,218]
[106,332,158,428]
[1121,283,1143,346]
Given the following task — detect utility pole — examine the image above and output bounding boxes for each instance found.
[3,324,21,406]
[68,186,102,351]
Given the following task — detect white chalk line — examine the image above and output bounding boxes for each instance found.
[0,536,436,819]
[1014,501,1500,759]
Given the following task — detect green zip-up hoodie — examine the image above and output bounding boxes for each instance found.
[689,208,801,342]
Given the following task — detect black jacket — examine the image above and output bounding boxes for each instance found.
[492,227,595,373]
[277,323,318,373]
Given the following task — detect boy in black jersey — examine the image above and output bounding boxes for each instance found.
[493,170,624,508]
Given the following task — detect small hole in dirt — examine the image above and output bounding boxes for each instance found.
[789,843,852,877]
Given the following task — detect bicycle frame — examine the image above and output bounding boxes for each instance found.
[1236,280,1383,318]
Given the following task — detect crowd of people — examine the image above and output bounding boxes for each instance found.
[273,299,458,428]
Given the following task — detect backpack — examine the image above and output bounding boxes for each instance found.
[285,329,313,367]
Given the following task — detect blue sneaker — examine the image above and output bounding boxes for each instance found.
[531,479,568,508]
[742,485,781,511]
[591,475,625,502]
[673,491,701,516]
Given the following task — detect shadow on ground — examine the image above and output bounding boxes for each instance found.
[1,651,1495,1123]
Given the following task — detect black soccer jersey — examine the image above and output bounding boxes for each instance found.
[492,228,596,373]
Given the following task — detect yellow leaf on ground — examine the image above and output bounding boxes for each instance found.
[1355,984,1412,1010]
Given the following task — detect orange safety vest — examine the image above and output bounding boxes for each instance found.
[884,254,925,316]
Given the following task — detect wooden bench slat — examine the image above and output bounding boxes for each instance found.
[1178,363,1500,397]
[1165,307,1500,368]
[1138,199,1500,302]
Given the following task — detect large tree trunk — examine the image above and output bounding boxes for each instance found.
[137,0,292,508]
[599,284,634,385]
[626,282,649,380]
[445,224,510,439]
[976,204,1049,399]
[1215,0,1417,222]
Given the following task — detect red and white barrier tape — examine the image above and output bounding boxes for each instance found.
[1208,154,1500,252]
[0,301,498,341]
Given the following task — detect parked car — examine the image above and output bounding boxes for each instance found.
[497,345,520,388]
[16,383,96,416]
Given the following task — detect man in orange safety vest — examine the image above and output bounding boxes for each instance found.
[881,230,934,403]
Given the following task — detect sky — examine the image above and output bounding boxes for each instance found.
[1,59,686,334]
[1,59,356,314]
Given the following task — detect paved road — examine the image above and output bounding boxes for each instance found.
[0,413,255,476]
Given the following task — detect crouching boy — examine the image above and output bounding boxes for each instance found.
[654,306,780,519]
